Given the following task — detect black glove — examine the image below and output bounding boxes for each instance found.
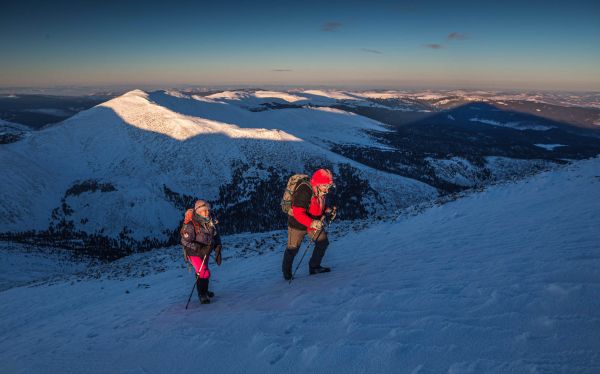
[214,244,222,266]
[326,207,337,221]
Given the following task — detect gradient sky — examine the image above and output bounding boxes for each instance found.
[1,0,599,90]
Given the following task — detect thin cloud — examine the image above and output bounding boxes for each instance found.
[448,32,467,41]
[272,69,293,72]
[361,48,383,54]
[321,21,342,32]
[424,43,444,49]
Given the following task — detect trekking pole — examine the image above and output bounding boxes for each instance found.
[185,253,207,310]
[289,208,336,285]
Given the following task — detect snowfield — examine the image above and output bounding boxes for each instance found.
[1,157,599,373]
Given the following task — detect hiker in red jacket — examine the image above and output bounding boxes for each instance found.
[181,200,222,304]
[283,168,336,280]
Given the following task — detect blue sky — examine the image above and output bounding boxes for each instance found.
[1,0,599,90]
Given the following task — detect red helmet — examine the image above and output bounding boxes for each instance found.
[310,168,334,187]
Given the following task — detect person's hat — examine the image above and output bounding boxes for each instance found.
[311,168,334,187]
[194,200,211,212]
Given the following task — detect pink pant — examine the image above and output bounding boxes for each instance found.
[188,255,211,279]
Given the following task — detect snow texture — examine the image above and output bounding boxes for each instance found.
[1,157,599,373]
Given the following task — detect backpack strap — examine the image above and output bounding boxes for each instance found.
[295,180,314,199]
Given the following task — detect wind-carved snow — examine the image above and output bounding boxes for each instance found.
[0,157,598,373]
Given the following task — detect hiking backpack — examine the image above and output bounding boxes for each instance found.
[281,174,311,216]
[179,209,195,262]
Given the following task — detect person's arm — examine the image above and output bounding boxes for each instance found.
[181,224,196,248]
[214,231,223,265]
[292,184,315,228]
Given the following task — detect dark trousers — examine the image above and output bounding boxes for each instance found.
[282,227,329,275]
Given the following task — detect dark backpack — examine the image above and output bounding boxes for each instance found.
[281,174,311,216]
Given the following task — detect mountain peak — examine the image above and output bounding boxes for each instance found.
[122,89,149,97]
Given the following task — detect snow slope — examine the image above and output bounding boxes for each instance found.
[0,243,91,292]
[1,157,598,373]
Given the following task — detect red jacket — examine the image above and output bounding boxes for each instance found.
[291,189,325,230]
[288,169,333,231]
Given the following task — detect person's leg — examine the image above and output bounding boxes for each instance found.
[309,229,330,272]
[196,277,210,303]
[189,256,211,277]
[282,227,305,280]
[282,248,297,280]
[189,256,212,303]
[200,260,214,298]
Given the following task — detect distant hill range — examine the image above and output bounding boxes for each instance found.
[1,89,599,258]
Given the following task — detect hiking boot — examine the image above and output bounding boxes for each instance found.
[200,294,211,304]
[282,249,297,281]
[197,278,212,302]
[309,266,331,275]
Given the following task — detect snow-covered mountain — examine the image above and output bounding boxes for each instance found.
[1,157,598,373]
[2,88,599,255]
[0,90,436,254]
